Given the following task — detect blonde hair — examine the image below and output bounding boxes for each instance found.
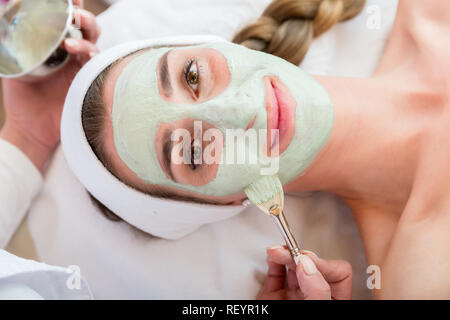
[233,0,366,65]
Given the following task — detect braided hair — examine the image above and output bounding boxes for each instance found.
[233,0,366,65]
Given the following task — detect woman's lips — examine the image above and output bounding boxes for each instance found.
[264,76,296,157]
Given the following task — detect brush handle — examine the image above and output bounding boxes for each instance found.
[271,211,301,264]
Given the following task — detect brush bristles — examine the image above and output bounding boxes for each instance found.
[244,175,284,215]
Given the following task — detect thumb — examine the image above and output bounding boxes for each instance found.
[296,254,331,300]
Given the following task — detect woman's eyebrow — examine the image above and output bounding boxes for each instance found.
[159,50,173,97]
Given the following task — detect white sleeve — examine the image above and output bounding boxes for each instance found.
[0,249,93,299]
[0,138,43,248]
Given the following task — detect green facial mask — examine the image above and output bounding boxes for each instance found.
[112,42,333,197]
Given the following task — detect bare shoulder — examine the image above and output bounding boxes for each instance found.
[377,105,450,298]
[377,133,450,299]
[375,194,450,299]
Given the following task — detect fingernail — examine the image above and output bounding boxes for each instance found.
[299,254,318,275]
[89,51,97,59]
[300,250,319,259]
[65,38,78,48]
[267,245,284,251]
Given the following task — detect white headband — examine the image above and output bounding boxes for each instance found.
[61,35,245,240]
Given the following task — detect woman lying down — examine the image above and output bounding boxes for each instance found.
[3,0,447,299]
[58,0,450,299]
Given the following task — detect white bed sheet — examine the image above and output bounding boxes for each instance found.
[27,0,398,299]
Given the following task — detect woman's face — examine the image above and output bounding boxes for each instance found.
[101,42,334,203]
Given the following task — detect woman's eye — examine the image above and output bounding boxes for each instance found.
[190,140,202,171]
[185,59,199,93]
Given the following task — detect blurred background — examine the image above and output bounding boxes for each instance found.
[0,0,110,129]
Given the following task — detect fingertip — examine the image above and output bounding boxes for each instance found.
[293,254,301,266]
[297,254,318,276]
[64,38,77,47]
[64,38,79,49]
[267,245,284,252]
[295,256,332,300]
[266,246,280,262]
[300,250,319,259]
[300,250,322,265]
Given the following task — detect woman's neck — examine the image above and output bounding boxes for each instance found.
[286,75,424,215]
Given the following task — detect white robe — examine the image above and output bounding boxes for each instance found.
[0,139,92,299]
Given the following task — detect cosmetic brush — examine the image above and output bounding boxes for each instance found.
[245,175,302,264]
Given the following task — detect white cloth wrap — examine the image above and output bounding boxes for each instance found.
[61,35,246,240]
